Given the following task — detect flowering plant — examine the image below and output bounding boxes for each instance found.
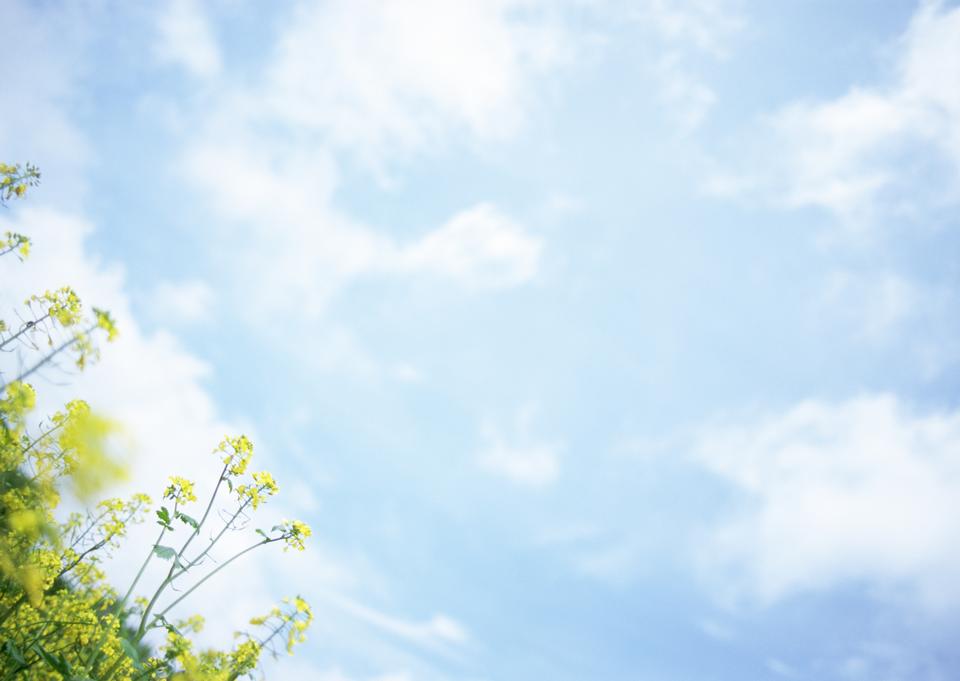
[0,165,312,680]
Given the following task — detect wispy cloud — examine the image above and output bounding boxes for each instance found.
[318,591,468,651]
[184,132,542,318]
[397,203,542,290]
[263,0,573,163]
[477,406,561,487]
[170,0,562,346]
[709,1,960,226]
[695,394,960,609]
[630,0,745,131]
[148,278,216,324]
[153,0,222,78]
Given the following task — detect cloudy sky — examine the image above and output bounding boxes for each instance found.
[3,0,960,679]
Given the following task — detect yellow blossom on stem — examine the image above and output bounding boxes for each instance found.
[164,476,198,503]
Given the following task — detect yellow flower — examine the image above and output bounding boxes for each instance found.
[278,519,312,551]
[229,639,261,675]
[164,476,197,503]
[216,434,254,476]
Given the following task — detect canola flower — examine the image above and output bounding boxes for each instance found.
[0,164,313,679]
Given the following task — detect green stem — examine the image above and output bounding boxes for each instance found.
[135,461,230,641]
[152,538,277,628]
[20,421,65,462]
[171,500,250,583]
[117,521,169,614]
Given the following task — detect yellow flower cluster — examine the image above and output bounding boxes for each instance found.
[56,400,127,500]
[285,596,314,653]
[0,230,30,259]
[247,595,314,657]
[94,307,120,342]
[0,164,312,680]
[278,519,313,552]
[0,161,40,203]
[229,639,261,675]
[216,434,254,476]
[164,476,198,503]
[27,286,83,327]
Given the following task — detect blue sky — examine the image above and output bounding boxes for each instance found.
[3,1,960,679]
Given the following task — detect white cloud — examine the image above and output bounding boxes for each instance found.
[626,0,744,132]
[263,0,572,162]
[835,641,942,681]
[766,658,800,678]
[695,395,960,609]
[818,270,918,342]
[170,0,559,322]
[635,0,744,57]
[712,1,960,223]
[651,52,718,131]
[148,278,216,324]
[154,0,222,78]
[184,133,542,319]
[318,591,468,650]
[697,617,736,641]
[477,407,561,487]
[398,203,542,290]
[479,440,560,487]
[162,0,561,378]
[392,363,424,384]
[814,269,960,378]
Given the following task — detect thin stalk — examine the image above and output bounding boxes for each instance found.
[0,312,50,351]
[69,508,111,549]
[152,538,278,627]
[171,500,250,582]
[117,518,170,613]
[135,460,230,640]
[20,421,65,461]
[1,322,94,393]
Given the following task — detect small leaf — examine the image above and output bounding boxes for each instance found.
[3,640,26,666]
[31,644,72,676]
[153,544,177,561]
[255,528,268,539]
[119,638,142,670]
[176,511,199,529]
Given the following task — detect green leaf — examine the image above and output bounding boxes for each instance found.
[31,644,73,676]
[3,640,26,666]
[255,528,268,539]
[153,544,177,561]
[176,511,199,529]
[156,506,173,529]
[119,638,142,670]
